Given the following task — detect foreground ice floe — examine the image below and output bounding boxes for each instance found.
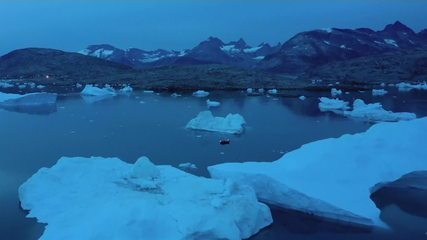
[19,156,272,240]
[192,90,210,97]
[319,98,416,122]
[209,118,427,227]
[396,82,427,91]
[81,84,117,96]
[0,92,57,106]
[372,89,388,96]
[206,99,221,108]
[186,111,246,134]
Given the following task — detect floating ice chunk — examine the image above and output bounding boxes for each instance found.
[36,85,46,89]
[0,92,57,106]
[143,90,155,94]
[380,83,386,87]
[81,84,117,96]
[18,84,26,89]
[342,99,416,122]
[192,90,209,97]
[178,162,198,170]
[331,88,342,97]
[76,83,83,88]
[186,111,246,134]
[19,156,272,240]
[258,88,265,94]
[318,97,349,112]
[119,85,133,94]
[206,99,221,108]
[372,89,388,96]
[267,89,278,95]
[299,96,306,101]
[27,82,36,88]
[246,88,253,94]
[396,82,427,91]
[0,80,14,88]
[209,118,427,227]
[171,93,182,97]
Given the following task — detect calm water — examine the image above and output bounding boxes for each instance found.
[1,89,427,240]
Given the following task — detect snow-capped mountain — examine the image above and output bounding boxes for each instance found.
[259,21,427,73]
[78,38,280,69]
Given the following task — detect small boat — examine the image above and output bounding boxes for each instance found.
[219,139,230,145]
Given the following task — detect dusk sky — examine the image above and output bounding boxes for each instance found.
[1,0,426,55]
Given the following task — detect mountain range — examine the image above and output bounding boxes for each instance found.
[1,21,427,91]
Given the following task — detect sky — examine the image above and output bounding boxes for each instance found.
[1,0,426,55]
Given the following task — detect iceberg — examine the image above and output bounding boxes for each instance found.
[192,90,210,97]
[331,88,342,97]
[372,89,388,96]
[119,85,133,94]
[396,82,427,91]
[186,111,246,134]
[246,88,254,94]
[81,84,117,96]
[178,162,198,170]
[209,118,427,227]
[318,97,349,112]
[0,92,57,106]
[19,156,272,240]
[267,89,278,94]
[299,95,306,101]
[206,99,221,108]
[342,99,416,122]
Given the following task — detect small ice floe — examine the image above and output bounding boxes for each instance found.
[209,117,427,228]
[178,162,198,170]
[246,88,254,94]
[171,93,181,97]
[75,83,83,88]
[380,83,386,87]
[372,89,388,96]
[258,88,265,94]
[192,90,209,97]
[19,156,271,240]
[18,84,26,89]
[267,89,278,95]
[299,96,306,101]
[186,111,246,134]
[36,85,46,89]
[206,99,221,108]
[80,84,117,96]
[0,80,14,88]
[27,82,36,89]
[342,99,416,122]
[396,82,427,91]
[119,85,133,94]
[331,88,342,97]
[318,97,350,112]
[143,90,155,94]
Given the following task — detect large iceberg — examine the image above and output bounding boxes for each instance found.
[209,118,427,227]
[0,92,57,107]
[186,111,246,134]
[81,84,117,96]
[19,156,272,240]
[318,97,349,112]
[342,99,416,122]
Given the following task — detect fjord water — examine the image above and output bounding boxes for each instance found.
[1,89,427,240]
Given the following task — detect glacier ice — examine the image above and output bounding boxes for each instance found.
[19,156,272,240]
[209,117,427,227]
[186,111,246,134]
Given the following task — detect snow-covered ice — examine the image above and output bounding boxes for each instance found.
[342,99,416,122]
[396,82,427,91]
[209,117,427,227]
[186,111,246,134]
[206,99,221,108]
[19,156,272,240]
[318,97,350,112]
[0,92,57,106]
[372,89,388,96]
[192,90,210,97]
[81,84,117,96]
[331,88,342,97]
[178,162,198,170]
